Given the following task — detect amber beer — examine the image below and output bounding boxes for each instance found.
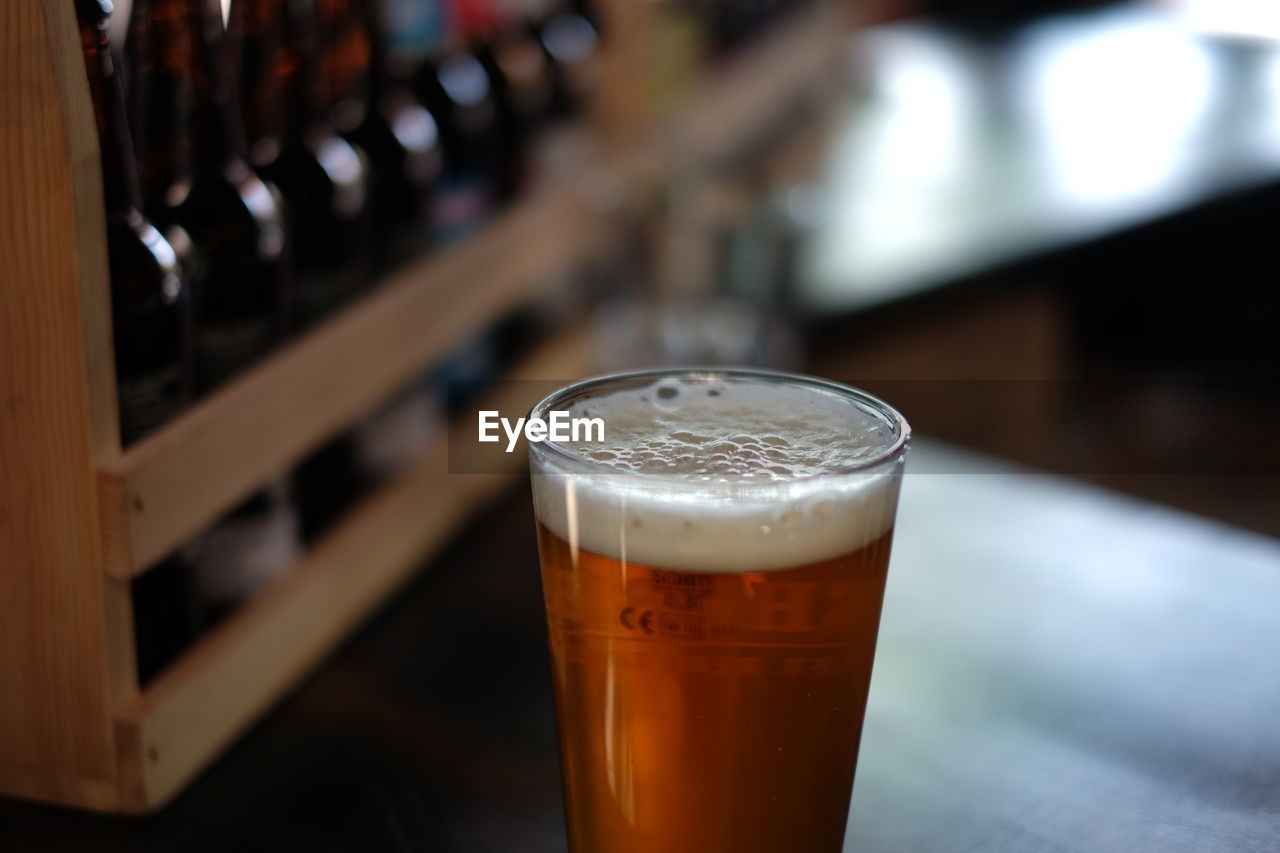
[529,370,910,853]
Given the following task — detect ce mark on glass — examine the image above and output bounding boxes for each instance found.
[619,607,656,635]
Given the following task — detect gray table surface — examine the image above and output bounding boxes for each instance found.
[848,441,1280,851]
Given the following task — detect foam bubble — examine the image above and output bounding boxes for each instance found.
[531,376,907,573]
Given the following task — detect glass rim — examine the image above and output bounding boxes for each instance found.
[527,367,911,482]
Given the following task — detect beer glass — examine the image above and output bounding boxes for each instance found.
[528,369,910,853]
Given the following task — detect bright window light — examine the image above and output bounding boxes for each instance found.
[1164,0,1280,40]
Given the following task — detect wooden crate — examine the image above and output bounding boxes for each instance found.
[0,0,848,812]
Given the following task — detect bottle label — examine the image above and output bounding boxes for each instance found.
[117,362,183,446]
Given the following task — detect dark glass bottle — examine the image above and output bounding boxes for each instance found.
[470,4,555,149]
[405,4,509,240]
[230,0,375,329]
[317,0,443,267]
[127,0,290,393]
[77,0,193,446]
[538,1,601,121]
[189,480,301,629]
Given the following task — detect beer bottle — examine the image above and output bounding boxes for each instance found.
[538,0,601,121]
[409,3,509,239]
[468,1,554,151]
[229,0,375,328]
[77,0,193,446]
[189,480,302,629]
[127,0,290,393]
[380,0,482,241]
[316,0,442,267]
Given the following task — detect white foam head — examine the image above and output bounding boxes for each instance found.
[530,372,909,573]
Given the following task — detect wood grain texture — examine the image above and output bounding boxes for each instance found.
[96,470,133,584]
[109,185,594,578]
[49,0,121,465]
[115,324,597,809]
[104,578,140,710]
[0,0,116,783]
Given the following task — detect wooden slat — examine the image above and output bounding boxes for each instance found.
[58,0,122,466]
[107,185,594,578]
[609,1,846,190]
[104,578,140,710]
[0,0,116,785]
[97,471,133,584]
[115,325,596,809]
[666,3,844,166]
[101,4,841,580]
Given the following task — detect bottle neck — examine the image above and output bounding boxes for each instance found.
[381,0,446,82]
[228,0,288,146]
[78,0,145,219]
[353,0,389,106]
[129,0,248,199]
[283,0,332,138]
[316,0,372,115]
[232,0,327,143]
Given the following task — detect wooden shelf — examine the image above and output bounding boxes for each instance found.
[94,3,846,581]
[0,0,848,813]
[616,2,847,183]
[110,322,597,811]
[670,3,845,164]
[100,182,595,579]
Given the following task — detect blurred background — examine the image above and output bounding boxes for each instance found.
[87,0,1280,763]
[5,0,1280,839]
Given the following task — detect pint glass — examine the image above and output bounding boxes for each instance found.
[528,370,910,853]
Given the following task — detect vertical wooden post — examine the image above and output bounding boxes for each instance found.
[593,0,655,142]
[0,0,127,808]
